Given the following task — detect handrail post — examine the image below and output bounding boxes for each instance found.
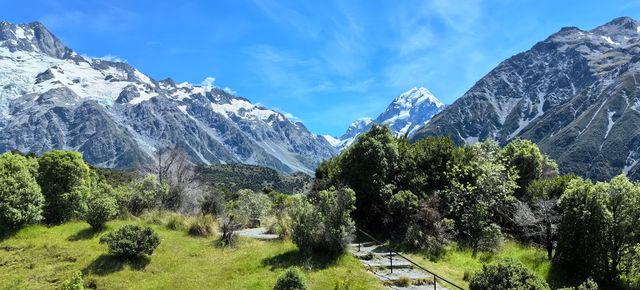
[433,275,436,290]
[389,249,393,273]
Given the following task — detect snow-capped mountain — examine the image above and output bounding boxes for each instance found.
[331,87,444,150]
[412,17,640,181]
[0,21,336,174]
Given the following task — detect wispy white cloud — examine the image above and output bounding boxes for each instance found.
[223,87,237,95]
[201,77,216,91]
[428,0,483,34]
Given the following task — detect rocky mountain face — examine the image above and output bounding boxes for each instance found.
[0,21,336,174]
[330,87,445,150]
[412,17,640,180]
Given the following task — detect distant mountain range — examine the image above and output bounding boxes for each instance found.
[327,87,445,150]
[0,21,336,174]
[412,17,640,181]
[4,17,640,180]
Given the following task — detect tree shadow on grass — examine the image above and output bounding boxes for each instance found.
[67,227,103,241]
[545,262,581,289]
[83,255,150,276]
[0,228,18,242]
[262,249,340,271]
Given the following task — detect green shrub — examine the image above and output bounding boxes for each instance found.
[558,278,599,290]
[85,193,117,230]
[292,187,355,256]
[60,271,84,290]
[469,258,550,290]
[125,176,165,216]
[100,225,160,258]
[227,189,271,228]
[188,215,217,237]
[274,267,308,290]
[0,152,44,230]
[37,150,93,224]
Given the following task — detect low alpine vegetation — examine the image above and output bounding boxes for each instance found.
[273,267,308,290]
[99,224,161,258]
[469,259,550,290]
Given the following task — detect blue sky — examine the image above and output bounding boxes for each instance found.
[2,0,640,136]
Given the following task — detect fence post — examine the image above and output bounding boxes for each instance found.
[389,250,393,273]
[434,276,436,290]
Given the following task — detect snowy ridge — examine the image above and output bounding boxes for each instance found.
[0,21,336,174]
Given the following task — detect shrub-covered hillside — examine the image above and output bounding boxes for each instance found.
[196,164,312,194]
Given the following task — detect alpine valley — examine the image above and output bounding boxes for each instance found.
[0,21,337,174]
[413,17,640,181]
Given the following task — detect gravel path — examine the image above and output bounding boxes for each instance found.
[235,227,279,240]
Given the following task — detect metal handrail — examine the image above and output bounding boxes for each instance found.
[356,227,465,290]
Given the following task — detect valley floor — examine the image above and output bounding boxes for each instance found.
[0,220,382,290]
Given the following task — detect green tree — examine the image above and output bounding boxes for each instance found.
[398,135,456,197]
[384,189,419,236]
[442,143,518,252]
[499,138,546,198]
[37,150,93,224]
[0,152,44,230]
[469,258,550,290]
[556,175,640,283]
[339,125,399,228]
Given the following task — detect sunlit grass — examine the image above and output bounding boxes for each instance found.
[0,219,382,290]
[406,240,572,289]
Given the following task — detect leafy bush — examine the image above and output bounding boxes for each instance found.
[469,258,550,290]
[274,267,308,290]
[100,225,160,258]
[121,176,166,216]
[228,189,271,228]
[60,271,84,290]
[0,152,44,230]
[85,192,117,230]
[292,187,355,256]
[37,150,93,224]
[188,215,217,237]
[266,193,303,239]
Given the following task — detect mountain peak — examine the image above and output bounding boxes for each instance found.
[0,20,72,59]
[592,16,639,34]
[395,86,445,108]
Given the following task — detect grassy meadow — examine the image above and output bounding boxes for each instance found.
[0,218,382,290]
